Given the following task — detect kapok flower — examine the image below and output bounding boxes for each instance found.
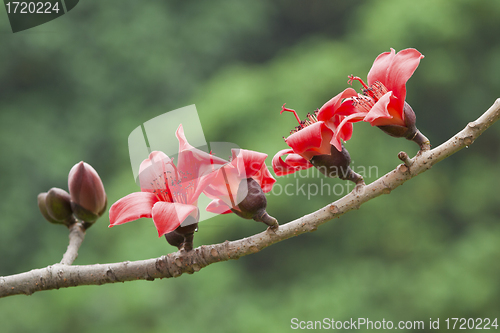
[203,149,278,229]
[273,91,364,184]
[335,48,430,149]
[109,124,219,239]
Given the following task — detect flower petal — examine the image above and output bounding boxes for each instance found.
[367,48,424,111]
[203,165,240,209]
[285,122,333,160]
[272,149,313,176]
[317,88,358,121]
[151,201,198,237]
[138,151,176,195]
[363,92,405,127]
[231,149,267,179]
[330,98,358,117]
[176,124,222,179]
[175,124,228,203]
[229,148,276,193]
[251,162,276,193]
[331,112,366,151]
[109,192,159,227]
[206,198,232,215]
[324,118,353,143]
[363,91,392,122]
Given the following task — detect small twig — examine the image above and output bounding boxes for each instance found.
[398,151,413,168]
[60,222,86,265]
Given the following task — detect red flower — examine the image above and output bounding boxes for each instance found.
[272,89,357,176]
[203,149,275,215]
[109,124,221,237]
[333,48,424,143]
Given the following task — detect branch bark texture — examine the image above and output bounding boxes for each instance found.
[2,99,500,298]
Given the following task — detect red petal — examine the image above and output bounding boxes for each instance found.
[231,149,267,179]
[202,166,240,209]
[206,199,232,215]
[175,124,228,203]
[285,122,333,160]
[364,93,405,127]
[252,162,276,193]
[331,99,358,117]
[324,118,354,143]
[138,151,176,195]
[331,113,366,151]
[230,149,276,192]
[176,124,220,183]
[109,192,158,227]
[317,88,358,121]
[367,48,424,111]
[151,201,198,237]
[363,91,393,122]
[272,149,313,176]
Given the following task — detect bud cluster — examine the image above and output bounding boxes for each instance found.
[38,161,107,229]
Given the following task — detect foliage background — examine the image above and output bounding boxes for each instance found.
[1,0,500,332]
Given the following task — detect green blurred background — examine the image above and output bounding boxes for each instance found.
[1,0,500,332]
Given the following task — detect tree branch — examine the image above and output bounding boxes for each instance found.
[1,99,499,298]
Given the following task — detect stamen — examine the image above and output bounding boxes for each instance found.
[306,112,318,123]
[370,81,389,100]
[352,95,375,113]
[162,172,174,202]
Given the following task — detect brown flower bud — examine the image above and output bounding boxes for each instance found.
[68,161,107,223]
[231,178,278,230]
[45,187,73,223]
[37,192,63,224]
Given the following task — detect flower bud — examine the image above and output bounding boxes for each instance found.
[231,178,278,230]
[38,192,63,224]
[45,187,73,223]
[68,161,107,223]
[310,144,364,184]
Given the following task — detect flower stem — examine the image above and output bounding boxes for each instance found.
[256,211,279,231]
[60,222,86,265]
[412,130,431,151]
[340,168,365,185]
